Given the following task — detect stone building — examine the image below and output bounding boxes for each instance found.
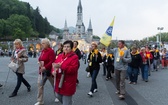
[63,0,93,43]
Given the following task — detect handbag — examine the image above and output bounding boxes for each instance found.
[85,66,90,72]
[8,61,19,72]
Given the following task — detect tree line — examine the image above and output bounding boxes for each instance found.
[0,0,60,41]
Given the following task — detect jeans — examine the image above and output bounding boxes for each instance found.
[127,66,139,83]
[141,64,149,81]
[90,69,99,92]
[153,59,159,70]
[13,72,30,94]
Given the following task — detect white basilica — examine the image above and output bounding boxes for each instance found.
[63,0,93,43]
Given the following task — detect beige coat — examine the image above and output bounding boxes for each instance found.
[12,49,28,74]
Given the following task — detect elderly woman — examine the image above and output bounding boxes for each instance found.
[52,40,79,105]
[9,39,30,98]
[35,38,56,105]
[87,42,102,97]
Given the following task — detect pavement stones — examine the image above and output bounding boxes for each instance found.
[0,57,168,105]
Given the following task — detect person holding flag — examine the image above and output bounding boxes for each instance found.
[107,40,131,99]
[101,17,131,99]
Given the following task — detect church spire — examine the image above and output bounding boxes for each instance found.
[77,0,82,13]
[87,19,93,35]
[64,19,69,31]
[88,19,92,30]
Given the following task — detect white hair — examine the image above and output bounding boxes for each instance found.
[13,39,23,49]
[141,47,145,51]
[41,38,51,47]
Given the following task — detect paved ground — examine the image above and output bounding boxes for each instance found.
[0,57,168,105]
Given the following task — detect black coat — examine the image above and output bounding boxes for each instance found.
[128,53,142,68]
[87,51,102,70]
[74,48,81,60]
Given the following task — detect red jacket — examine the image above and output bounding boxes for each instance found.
[140,51,153,65]
[52,51,79,96]
[38,48,55,72]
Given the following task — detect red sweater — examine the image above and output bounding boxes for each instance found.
[38,48,55,71]
[52,51,79,96]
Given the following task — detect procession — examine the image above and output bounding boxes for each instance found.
[1,0,168,105]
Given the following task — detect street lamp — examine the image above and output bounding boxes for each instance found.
[157,27,164,49]
[157,27,164,43]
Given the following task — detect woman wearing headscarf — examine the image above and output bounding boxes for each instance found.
[9,39,30,98]
[52,40,79,105]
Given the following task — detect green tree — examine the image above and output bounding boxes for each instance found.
[0,0,60,40]
[13,28,25,39]
[0,19,5,36]
[6,14,33,40]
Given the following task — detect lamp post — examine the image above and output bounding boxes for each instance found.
[157,27,164,49]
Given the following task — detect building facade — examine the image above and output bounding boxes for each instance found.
[63,0,93,43]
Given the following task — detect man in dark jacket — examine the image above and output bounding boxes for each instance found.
[73,41,81,84]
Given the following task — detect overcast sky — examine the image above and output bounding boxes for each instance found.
[20,0,168,40]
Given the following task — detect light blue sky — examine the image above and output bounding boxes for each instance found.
[21,0,168,40]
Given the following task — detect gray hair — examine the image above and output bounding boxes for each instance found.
[140,47,145,51]
[41,38,51,47]
[13,39,23,49]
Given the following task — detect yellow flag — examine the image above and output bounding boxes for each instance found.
[100,17,115,46]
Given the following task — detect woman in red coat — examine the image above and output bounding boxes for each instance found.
[52,40,79,105]
[35,38,56,105]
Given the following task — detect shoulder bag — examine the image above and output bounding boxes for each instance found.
[8,61,19,72]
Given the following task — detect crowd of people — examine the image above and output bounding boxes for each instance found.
[0,49,12,57]
[1,38,168,105]
[100,41,168,99]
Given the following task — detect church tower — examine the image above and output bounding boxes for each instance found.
[63,19,69,39]
[76,0,85,38]
[87,19,93,42]
[87,19,93,35]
